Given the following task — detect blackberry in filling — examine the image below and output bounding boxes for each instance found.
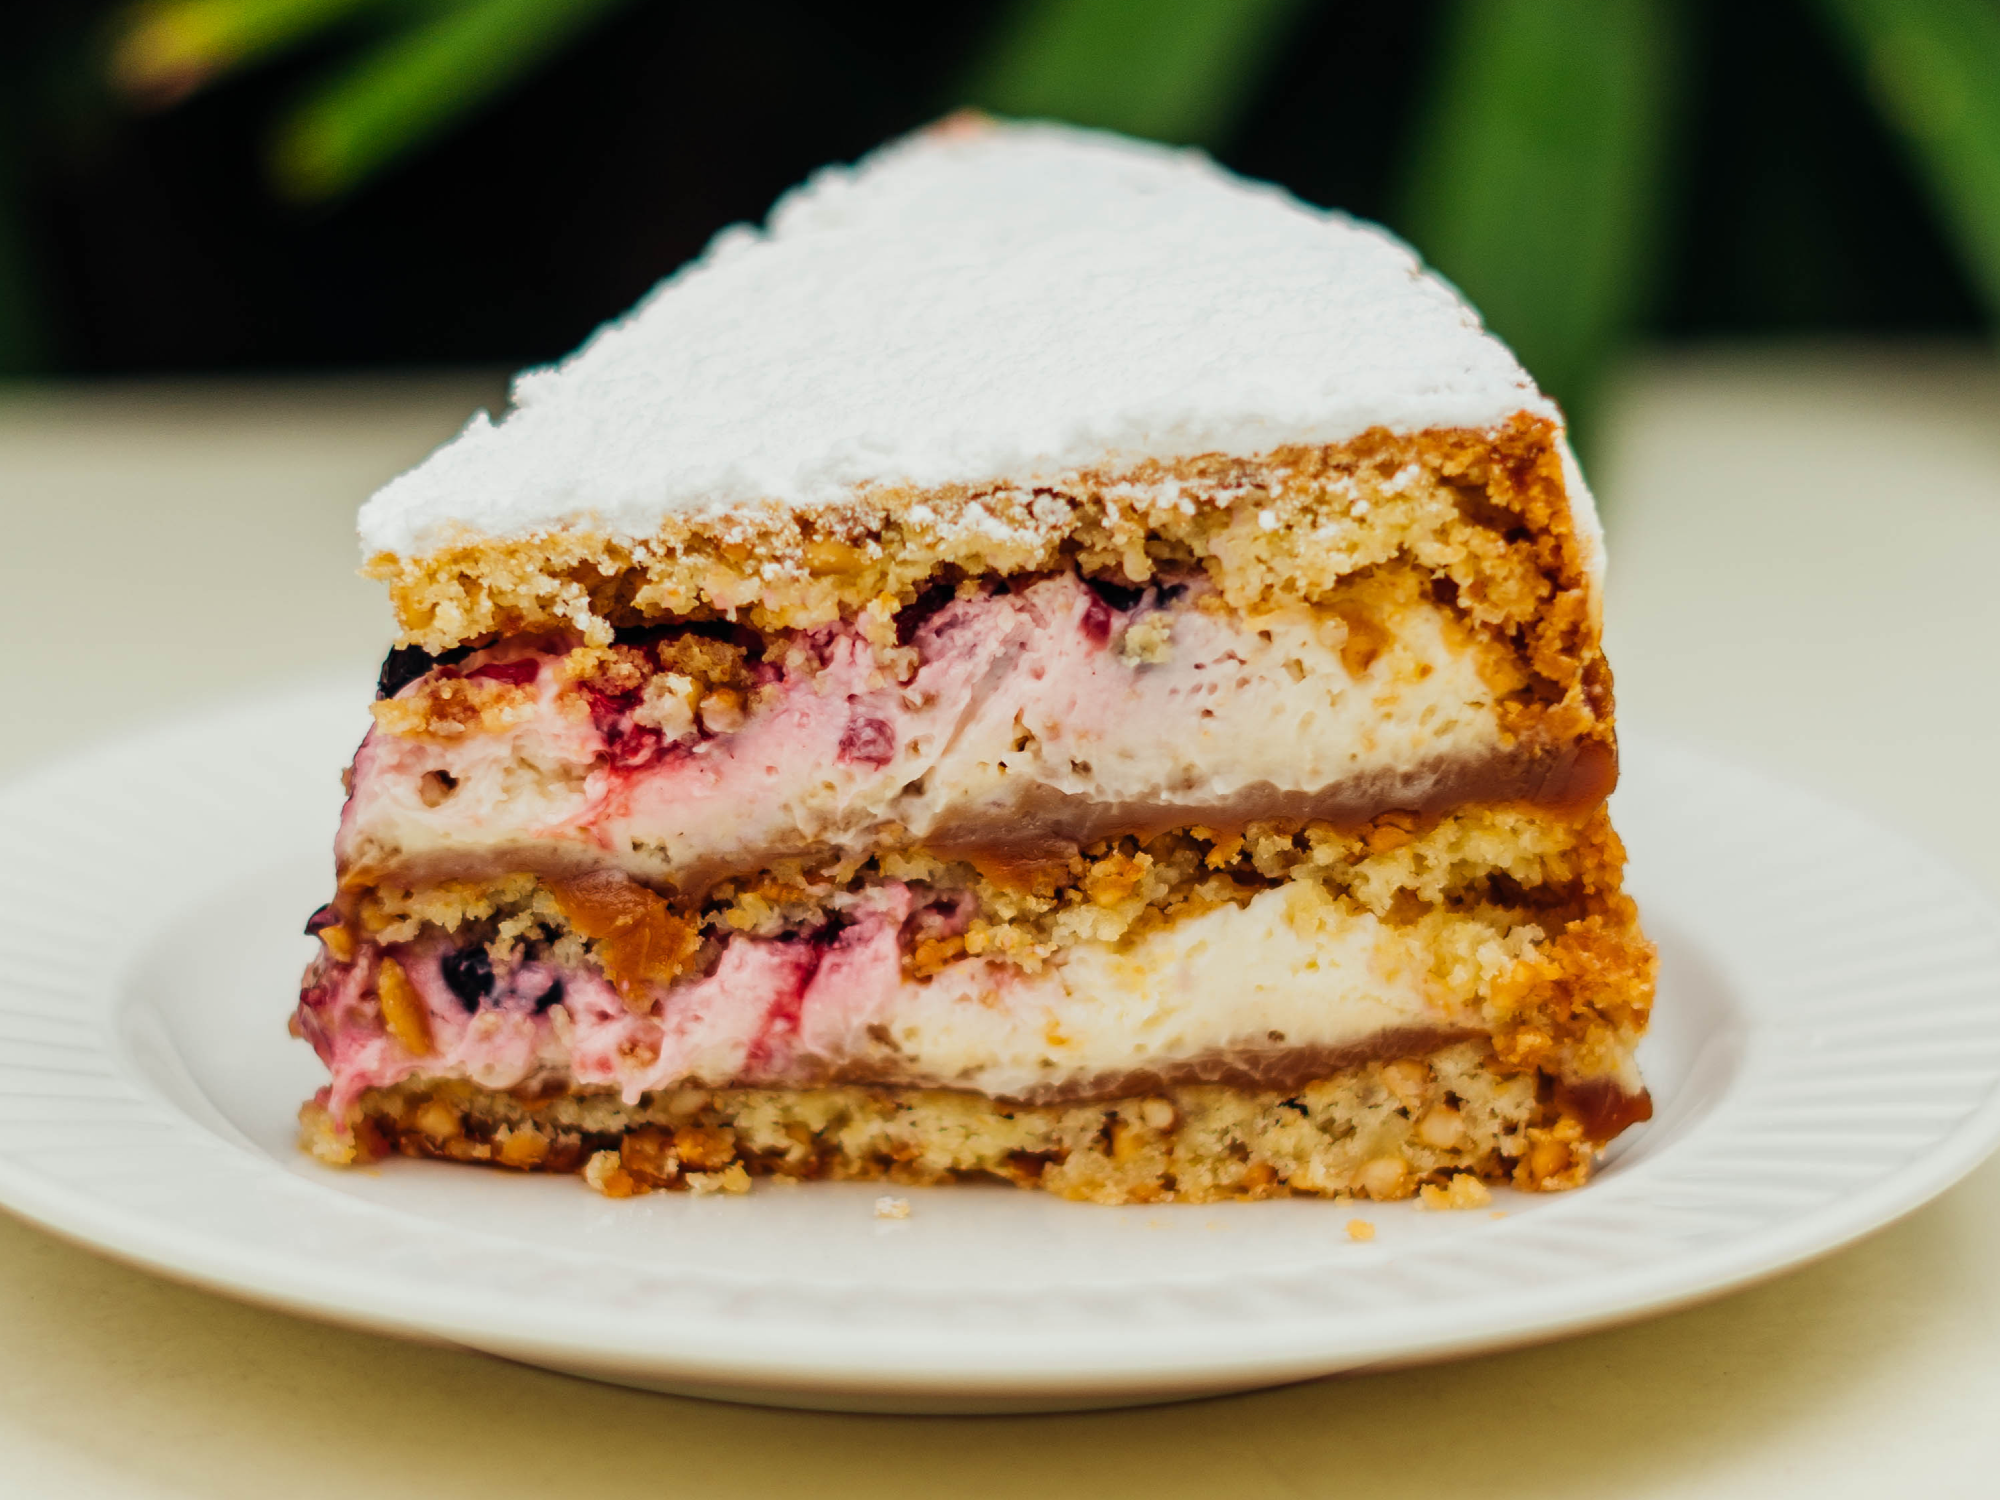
[439,946,493,1010]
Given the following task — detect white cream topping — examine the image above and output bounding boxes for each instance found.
[358,118,1575,559]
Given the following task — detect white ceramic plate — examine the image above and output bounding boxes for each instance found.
[3,682,1999,1414]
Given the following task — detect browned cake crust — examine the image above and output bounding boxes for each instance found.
[371,417,1598,692]
[301,1039,1626,1205]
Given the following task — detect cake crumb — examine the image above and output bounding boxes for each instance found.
[874,1195,911,1219]
[324,1035,1622,1207]
[687,1162,752,1196]
[584,1148,647,1199]
[1346,1218,1376,1242]
[1118,612,1174,664]
[1418,1173,1494,1211]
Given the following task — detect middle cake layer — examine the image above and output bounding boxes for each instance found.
[301,808,1648,1123]
[338,569,1611,896]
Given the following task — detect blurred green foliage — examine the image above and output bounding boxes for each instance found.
[0,31,48,376]
[112,0,638,199]
[1401,0,1679,437]
[1818,0,2000,319]
[3,0,1999,425]
[0,130,42,377]
[962,0,1311,146]
[267,0,637,200]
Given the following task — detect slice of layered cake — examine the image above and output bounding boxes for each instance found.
[294,118,1655,1204]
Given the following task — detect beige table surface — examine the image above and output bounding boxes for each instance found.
[2,348,1999,1497]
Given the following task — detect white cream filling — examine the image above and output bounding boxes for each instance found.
[788,881,1536,1100]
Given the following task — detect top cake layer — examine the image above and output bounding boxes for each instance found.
[359,117,1555,561]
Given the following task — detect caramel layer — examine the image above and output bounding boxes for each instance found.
[782,1025,1645,1116]
[929,738,1616,884]
[1554,1075,1655,1143]
[349,1030,1650,1150]
[344,736,1617,899]
[797,1025,1490,1104]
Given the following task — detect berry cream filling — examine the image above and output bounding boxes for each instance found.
[297,877,1576,1118]
[336,573,1602,895]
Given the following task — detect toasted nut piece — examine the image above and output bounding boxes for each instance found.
[1380,1058,1430,1111]
[908,933,966,976]
[1528,1137,1573,1182]
[1354,1156,1412,1200]
[545,870,701,1009]
[697,687,746,734]
[633,673,699,740]
[1241,1159,1278,1190]
[372,673,535,740]
[620,1126,679,1184]
[351,1117,391,1164]
[1083,850,1151,907]
[1494,1022,1555,1062]
[615,1034,662,1071]
[1416,1105,1466,1149]
[295,1112,391,1169]
[666,1087,710,1118]
[412,1098,462,1143]
[319,924,355,964]
[1336,606,1389,679]
[1516,1116,1590,1191]
[376,957,432,1055]
[496,1125,551,1169]
[1419,1173,1493,1211]
[1194,827,1245,869]
[1118,612,1174,664]
[687,1163,752,1196]
[1139,1098,1176,1132]
[352,1120,390,1168]
[1109,1119,1149,1165]
[803,538,865,575]
[584,1149,647,1198]
[1363,809,1419,855]
[673,1124,737,1171]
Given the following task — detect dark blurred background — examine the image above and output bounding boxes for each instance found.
[3,0,1996,434]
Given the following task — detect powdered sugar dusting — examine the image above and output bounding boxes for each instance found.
[360,119,1558,558]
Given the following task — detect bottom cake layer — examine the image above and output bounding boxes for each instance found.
[300,1039,1603,1204]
